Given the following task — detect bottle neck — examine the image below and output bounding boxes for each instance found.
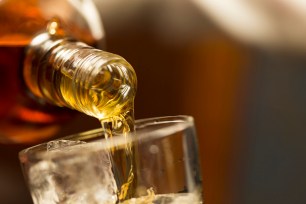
[23,32,137,121]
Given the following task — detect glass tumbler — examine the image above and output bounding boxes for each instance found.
[19,116,203,204]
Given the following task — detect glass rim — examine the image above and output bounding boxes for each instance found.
[19,115,194,158]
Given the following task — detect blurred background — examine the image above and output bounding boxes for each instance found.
[2,0,306,203]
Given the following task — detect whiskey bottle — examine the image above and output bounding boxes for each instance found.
[0,0,137,143]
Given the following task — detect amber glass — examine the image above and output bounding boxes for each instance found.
[0,0,104,143]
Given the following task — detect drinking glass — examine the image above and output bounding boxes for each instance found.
[19,116,203,203]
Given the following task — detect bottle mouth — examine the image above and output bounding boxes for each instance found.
[69,51,137,119]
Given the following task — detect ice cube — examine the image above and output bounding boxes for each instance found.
[47,140,86,151]
[29,142,118,203]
